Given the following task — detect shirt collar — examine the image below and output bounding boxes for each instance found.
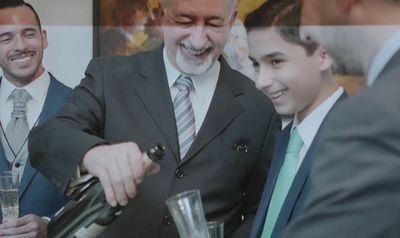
[163,47,220,105]
[368,30,400,86]
[292,87,344,149]
[0,71,50,104]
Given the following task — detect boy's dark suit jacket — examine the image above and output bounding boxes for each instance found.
[250,93,346,238]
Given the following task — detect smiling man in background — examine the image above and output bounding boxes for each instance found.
[0,0,71,237]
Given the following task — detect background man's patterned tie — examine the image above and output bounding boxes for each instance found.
[173,75,196,160]
[4,89,31,164]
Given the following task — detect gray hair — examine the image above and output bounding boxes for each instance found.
[160,0,238,12]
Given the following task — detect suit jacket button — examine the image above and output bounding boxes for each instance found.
[51,177,62,188]
[162,215,172,225]
[175,169,184,179]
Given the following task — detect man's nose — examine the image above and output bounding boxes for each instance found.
[255,67,274,90]
[189,25,208,49]
[13,35,28,51]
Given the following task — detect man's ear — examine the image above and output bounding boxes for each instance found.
[317,47,333,71]
[41,29,48,49]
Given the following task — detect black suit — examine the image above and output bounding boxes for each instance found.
[284,50,400,238]
[29,46,280,237]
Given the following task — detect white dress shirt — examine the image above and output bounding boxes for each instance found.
[163,48,219,134]
[291,87,344,171]
[0,71,50,130]
[0,71,50,175]
[368,30,400,86]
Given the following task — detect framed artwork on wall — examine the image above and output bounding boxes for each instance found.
[93,0,163,57]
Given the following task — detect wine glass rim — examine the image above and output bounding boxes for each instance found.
[165,189,201,203]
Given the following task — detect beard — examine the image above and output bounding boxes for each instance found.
[175,41,215,76]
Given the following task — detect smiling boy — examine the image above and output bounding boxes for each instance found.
[244,0,345,237]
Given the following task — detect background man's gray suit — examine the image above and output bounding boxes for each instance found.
[284,50,400,238]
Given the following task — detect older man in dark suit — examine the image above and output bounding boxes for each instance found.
[28,0,280,237]
[283,0,400,237]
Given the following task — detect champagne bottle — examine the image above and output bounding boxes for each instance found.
[47,143,165,238]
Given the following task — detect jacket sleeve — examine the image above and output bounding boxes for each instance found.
[28,59,109,193]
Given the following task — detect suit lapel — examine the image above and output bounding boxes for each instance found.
[133,47,180,162]
[18,155,35,198]
[251,125,291,238]
[265,125,292,203]
[376,49,400,83]
[180,58,243,166]
[0,146,9,172]
[0,78,9,172]
[37,73,70,125]
[275,92,348,234]
[19,74,70,197]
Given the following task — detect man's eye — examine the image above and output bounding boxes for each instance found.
[252,61,260,71]
[271,59,283,66]
[174,17,193,26]
[0,35,11,43]
[207,21,224,28]
[177,21,191,25]
[24,32,36,38]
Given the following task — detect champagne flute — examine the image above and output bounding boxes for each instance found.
[165,190,210,238]
[0,171,19,222]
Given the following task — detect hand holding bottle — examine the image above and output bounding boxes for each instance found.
[82,142,161,207]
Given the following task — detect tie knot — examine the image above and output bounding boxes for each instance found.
[176,75,194,92]
[9,89,31,120]
[286,128,304,154]
[9,89,31,104]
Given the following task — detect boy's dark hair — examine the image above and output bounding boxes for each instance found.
[244,0,318,56]
[0,0,42,30]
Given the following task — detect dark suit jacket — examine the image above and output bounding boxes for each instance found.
[250,93,346,238]
[29,46,280,237]
[283,50,400,238]
[0,74,71,220]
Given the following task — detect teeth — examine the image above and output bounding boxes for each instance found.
[271,89,286,99]
[10,52,34,62]
[182,45,208,56]
[12,56,32,63]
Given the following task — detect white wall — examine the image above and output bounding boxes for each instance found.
[0,0,93,88]
[42,25,93,88]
